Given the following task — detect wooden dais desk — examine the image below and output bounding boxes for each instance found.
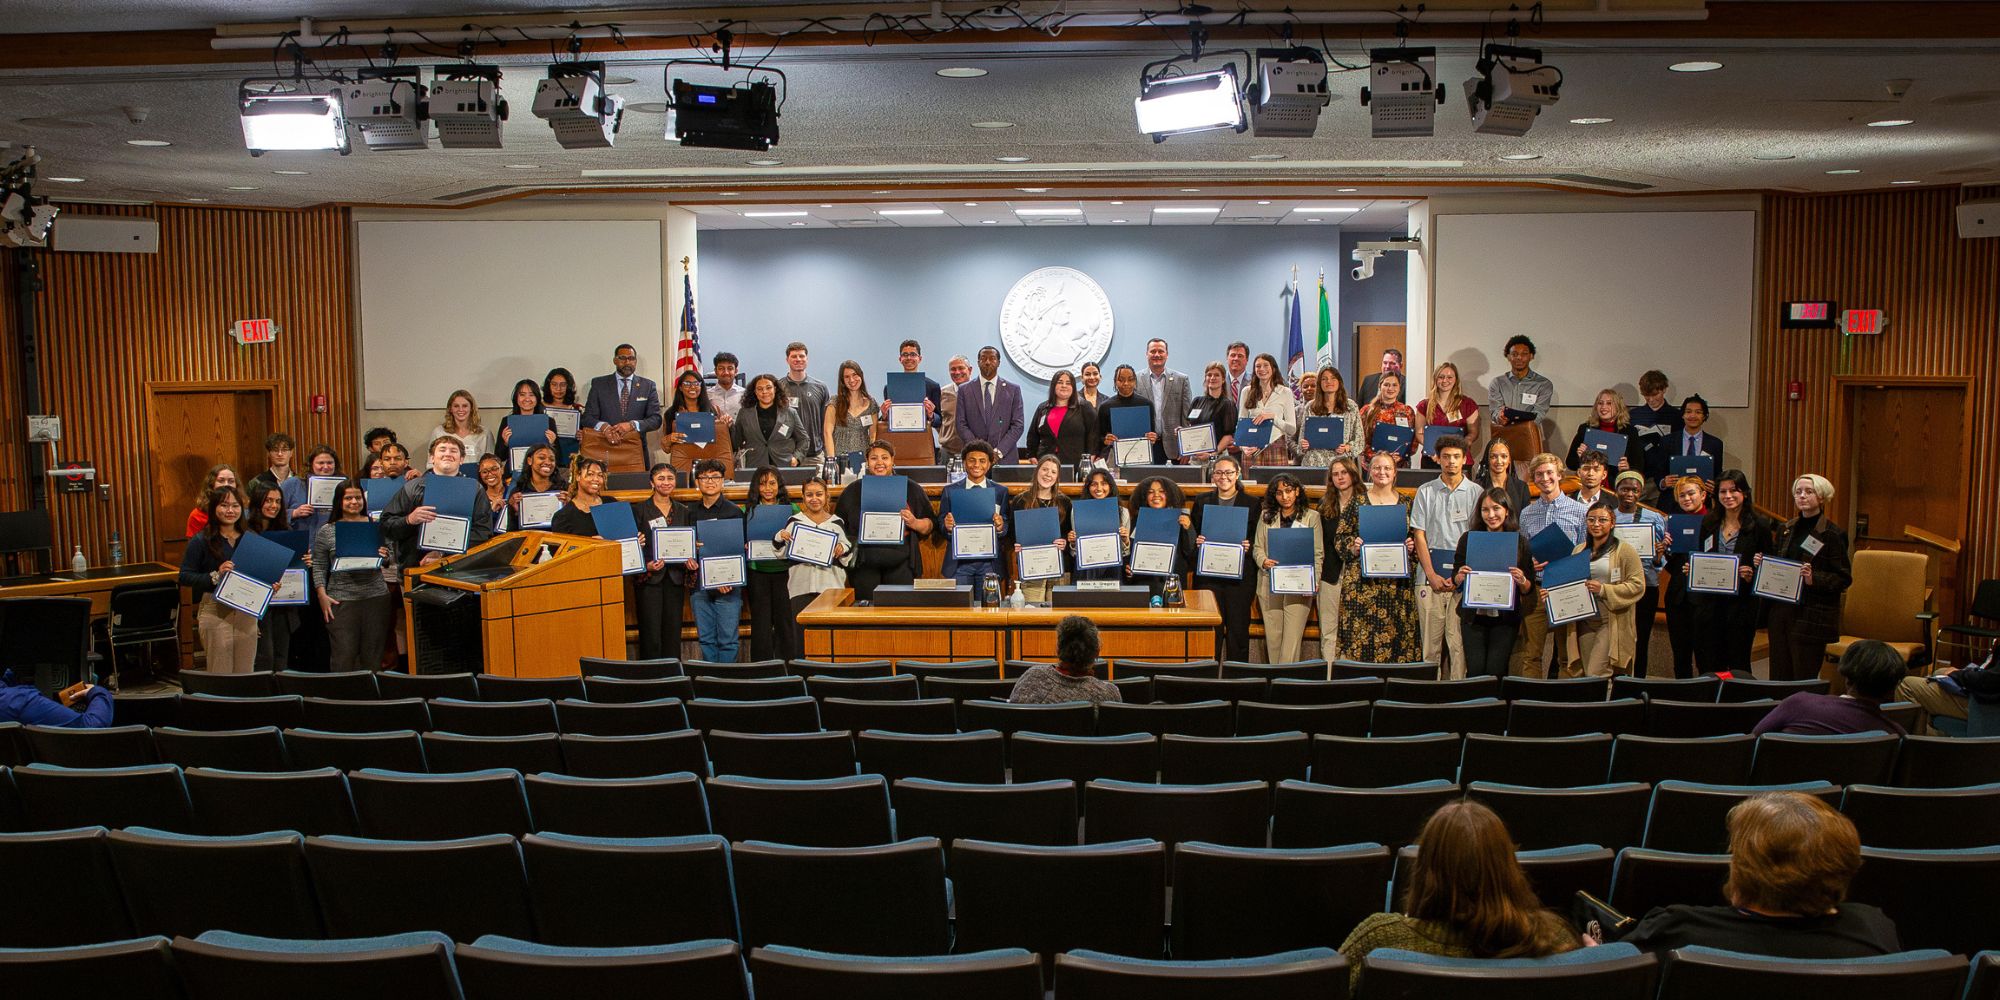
[0,562,179,615]
[796,589,1221,670]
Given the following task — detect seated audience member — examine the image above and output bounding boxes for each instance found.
[1008,615,1121,706]
[0,672,112,727]
[1894,640,1998,734]
[1752,639,1908,736]
[1340,800,1578,989]
[1623,792,1901,958]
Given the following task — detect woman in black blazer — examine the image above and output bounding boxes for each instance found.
[1565,389,1645,473]
[735,374,810,468]
[1024,370,1095,466]
[1689,469,1775,676]
[1760,472,1852,682]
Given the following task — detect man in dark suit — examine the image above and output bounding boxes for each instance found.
[1358,348,1403,405]
[582,343,664,458]
[957,345,1026,459]
[1648,392,1724,489]
[1136,337,1192,462]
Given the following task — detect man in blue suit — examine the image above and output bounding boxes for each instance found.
[583,343,664,458]
[1647,393,1724,489]
[957,346,1026,460]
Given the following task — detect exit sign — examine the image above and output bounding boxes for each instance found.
[1842,309,1887,336]
[231,318,277,345]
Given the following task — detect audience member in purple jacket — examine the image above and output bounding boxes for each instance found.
[0,671,114,728]
[1752,640,1907,736]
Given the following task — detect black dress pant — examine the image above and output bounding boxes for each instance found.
[1691,598,1758,675]
[1632,583,1659,677]
[636,578,686,660]
[851,548,915,603]
[747,570,794,662]
[1666,595,1700,678]
[1198,578,1256,663]
[1461,614,1518,678]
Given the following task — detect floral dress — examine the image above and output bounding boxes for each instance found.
[1334,491,1421,663]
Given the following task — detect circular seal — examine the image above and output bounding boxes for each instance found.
[998,266,1114,383]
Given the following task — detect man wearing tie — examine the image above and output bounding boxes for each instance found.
[1138,337,1192,463]
[1648,393,1723,489]
[583,343,664,460]
[1224,342,1253,402]
[957,346,1026,460]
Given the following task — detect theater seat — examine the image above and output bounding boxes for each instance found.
[551,697,691,738]
[457,936,749,999]
[748,944,1042,1000]
[0,826,134,947]
[172,930,462,1000]
[184,767,358,838]
[1655,946,1963,1000]
[732,838,950,955]
[347,767,531,840]
[1361,943,1657,999]
[302,834,535,943]
[1271,779,1459,850]
[521,832,739,947]
[524,772,711,838]
[705,773,894,847]
[892,779,1078,854]
[0,936,183,1000]
[951,838,1167,973]
[107,827,323,939]
[1053,947,1348,999]
[1170,841,1392,960]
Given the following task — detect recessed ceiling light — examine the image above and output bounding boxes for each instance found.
[1109,201,1124,205]
[125,138,172,147]
[1499,153,1542,161]
[746,158,783,166]
[936,67,988,78]
[870,190,891,195]
[1891,180,1922,185]
[819,203,833,208]
[1017,187,1049,193]
[994,156,1031,163]
[1256,200,1272,205]
[225,185,260,191]
[1569,117,1614,125]
[1752,152,1795,161]
[626,102,670,114]
[719,192,739,196]
[1248,153,1286,161]
[1291,206,1359,213]
[1154,206,1221,214]
[1180,188,1201,192]
[964,202,979,207]
[879,208,945,216]
[271,170,309,176]
[1015,208,1082,216]
[46,176,85,183]
[790,221,807,226]
[980,219,998,224]
[1867,119,1915,128]
[184,196,211,202]
[602,75,636,86]
[1336,188,1359,193]
[504,163,540,169]
[1108,219,1127,223]
[1826,168,1863,175]
[1669,61,1723,73]
[19,117,95,128]
[743,211,809,218]
[970,121,1014,129]
[1306,218,1323,223]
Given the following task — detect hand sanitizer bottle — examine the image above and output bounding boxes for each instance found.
[71,545,89,574]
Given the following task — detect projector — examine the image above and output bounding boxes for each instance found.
[430,73,506,149]
[1466,47,1561,138]
[345,76,429,152]
[1250,48,1331,138]
[534,67,623,149]
[1361,47,1444,138]
[671,79,780,151]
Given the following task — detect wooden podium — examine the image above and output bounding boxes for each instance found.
[402,531,625,678]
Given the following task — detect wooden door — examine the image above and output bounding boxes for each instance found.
[1354,323,1407,386]
[1844,384,1965,545]
[146,382,277,559]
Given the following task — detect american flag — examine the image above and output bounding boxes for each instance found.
[673,271,701,375]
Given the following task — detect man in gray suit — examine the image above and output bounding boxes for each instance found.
[957,346,1026,460]
[1137,337,1192,463]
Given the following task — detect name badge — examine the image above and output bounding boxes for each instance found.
[775,424,789,438]
[1188,407,1202,420]
[1521,392,1538,405]
[1801,535,1824,557]
[1395,417,1409,427]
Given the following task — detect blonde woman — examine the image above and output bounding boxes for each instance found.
[1566,388,1641,472]
[430,389,491,468]
[1416,362,1481,466]
[1238,352,1297,466]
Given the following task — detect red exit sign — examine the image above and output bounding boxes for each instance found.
[231,318,277,345]
[1841,309,1887,336]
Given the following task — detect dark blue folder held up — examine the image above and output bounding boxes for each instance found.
[591,502,640,541]
[1233,418,1273,450]
[1134,506,1180,545]
[1302,417,1345,452]
[1528,524,1575,565]
[1422,425,1457,458]
[1541,551,1591,589]
[361,478,402,514]
[1267,526,1315,567]
[885,372,928,404]
[421,473,479,519]
[949,484,997,525]
[1371,422,1414,455]
[1108,405,1150,440]
[1199,505,1249,547]
[1358,504,1407,545]
[1582,429,1628,468]
[1015,506,1061,548]
[859,474,910,514]
[675,411,715,447]
[230,531,293,586]
[1466,531,1519,573]
[695,516,746,558]
[262,529,311,566]
[1072,497,1120,538]
[1669,454,1716,483]
[1667,513,1705,551]
[746,503,794,546]
[334,521,383,560]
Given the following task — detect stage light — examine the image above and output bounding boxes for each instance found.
[1360,47,1444,138]
[1134,64,1246,142]
[670,78,781,151]
[238,90,349,155]
[345,71,428,152]
[533,63,622,149]
[1249,47,1330,138]
[1465,44,1562,137]
[431,66,508,149]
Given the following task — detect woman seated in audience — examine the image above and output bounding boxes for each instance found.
[777,476,853,654]
[1008,614,1121,705]
[1473,438,1529,513]
[179,486,259,674]
[1026,369,1096,467]
[632,463,688,660]
[244,481,298,671]
[736,373,809,468]
[499,378,557,472]
[1452,489,1536,679]
[0,671,112,727]
[1190,454,1260,662]
[1566,388,1642,472]
[1295,366,1359,469]
[1183,362,1238,463]
[1314,455,1363,662]
[542,367,584,467]
[185,465,237,540]
[1623,792,1900,957]
[431,389,491,468]
[1238,352,1296,466]
[1416,362,1480,468]
[1340,800,1578,988]
[1760,473,1853,682]
[833,440,935,602]
[665,368,734,477]
[475,454,509,532]
[1336,452,1420,662]
[1253,471,1322,664]
[1564,500,1647,678]
[1069,468,1129,585]
[1690,470,1773,675]
[1753,640,1908,735]
[823,360,878,464]
[1124,474,1192,599]
[1014,454,1071,603]
[549,457,611,537]
[313,481,392,673]
[1360,371,1418,468]
[744,467,797,662]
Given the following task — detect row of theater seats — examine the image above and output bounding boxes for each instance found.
[4,823,1995,965]
[15,930,2000,1000]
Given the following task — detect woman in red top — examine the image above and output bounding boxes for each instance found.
[1415,362,1481,468]
[1361,371,1419,468]
[185,464,238,538]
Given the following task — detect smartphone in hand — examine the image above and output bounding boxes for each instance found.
[57,681,94,707]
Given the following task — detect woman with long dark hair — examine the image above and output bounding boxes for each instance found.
[1068,467,1128,585]
[1188,454,1260,661]
[1025,369,1095,466]
[1253,471,1321,663]
[313,481,392,672]
[1451,488,1536,678]
[1691,469,1775,674]
[664,367,735,477]
[744,466,798,661]
[179,486,260,673]
[1014,454,1072,603]
[542,367,584,467]
[633,463,688,660]
[500,378,557,474]
[833,441,935,602]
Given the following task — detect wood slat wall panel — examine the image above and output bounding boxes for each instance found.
[0,254,26,513]
[1757,186,2000,620]
[0,205,356,565]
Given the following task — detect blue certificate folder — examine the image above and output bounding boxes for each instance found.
[1669,455,1716,483]
[1267,526,1315,568]
[421,473,479,519]
[361,478,401,513]
[1302,417,1345,451]
[675,411,715,447]
[695,516,746,558]
[230,532,293,586]
[1358,504,1407,545]
[503,415,553,453]
[1015,506,1061,548]
[885,372,928,404]
[1466,531,1519,573]
[1199,505,1249,548]
[1541,551,1592,589]
[1528,524,1575,565]
[746,504,794,547]
[334,521,383,563]
[590,502,640,541]
[946,484,997,527]
[1371,422,1414,455]
[1582,429,1628,468]
[1134,507,1180,546]
[1233,418,1273,450]
[1422,425,1456,457]
[1668,514,1705,551]
[263,530,311,567]
[1108,405,1150,439]
[859,475,910,515]
[1072,498,1120,539]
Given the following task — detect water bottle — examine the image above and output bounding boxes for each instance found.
[1008,582,1027,608]
[71,544,88,574]
[1163,574,1183,607]
[981,571,1001,608]
[1149,593,1164,608]
[108,531,124,568]
[1075,454,1091,484]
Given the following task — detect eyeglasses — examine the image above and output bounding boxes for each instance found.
[1213,470,1238,479]
[697,473,725,481]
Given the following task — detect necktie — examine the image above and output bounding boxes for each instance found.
[619,377,632,415]
[1685,434,1695,456]
[984,380,994,409]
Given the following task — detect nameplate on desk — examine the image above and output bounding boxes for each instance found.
[1052,584,1151,608]
[872,584,973,608]
[913,579,959,590]
[1078,580,1121,591]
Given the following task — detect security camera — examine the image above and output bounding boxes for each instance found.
[1350,248,1382,281]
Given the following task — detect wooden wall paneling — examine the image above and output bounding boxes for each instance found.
[0,254,27,513]
[1756,187,2000,621]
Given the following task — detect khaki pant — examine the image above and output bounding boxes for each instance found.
[1510,594,1580,678]
[1258,586,1314,665]
[1417,583,1464,680]
[1895,675,1968,735]
[197,595,260,673]
[1315,580,1343,665]
[1569,618,1631,678]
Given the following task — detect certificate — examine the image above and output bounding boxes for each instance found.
[1361,543,1409,579]
[214,570,274,618]
[1754,556,1805,604]
[419,514,471,554]
[1197,541,1244,578]
[270,567,309,606]
[307,476,342,510]
[518,492,562,529]
[652,526,696,562]
[1113,438,1153,467]
[548,407,581,438]
[1462,571,1517,610]
[1129,540,1177,576]
[861,511,905,545]
[888,402,927,432]
[617,536,646,575]
[1076,533,1122,570]
[786,523,839,567]
[700,554,746,590]
[1270,565,1314,595]
[953,524,998,560]
[1543,580,1599,625]
[1017,543,1063,581]
[1687,552,1741,595]
[1613,523,1656,559]
[510,446,530,470]
[1175,424,1217,456]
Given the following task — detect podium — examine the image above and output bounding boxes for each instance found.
[403,531,626,678]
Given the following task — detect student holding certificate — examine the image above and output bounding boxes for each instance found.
[1413,363,1480,470]
[1297,366,1361,469]
[666,369,735,478]
[476,456,510,534]
[684,459,746,659]
[736,375,811,469]
[1452,491,1538,678]
[1069,469,1130,585]
[1658,476,1711,678]
[312,482,392,672]
[744,468,800,662]
[1013,456,1071,603]
[1094,366,1157,465]
[430,390,493,474]
[279,445,342,538]
[1188,455,1262,662]
[500,379,558,471]
[824,361,880,463]
[1690,470,1776,676]
[1125,476,1193,599]
[380,436,495,569]
[1313,456,1364,662]
[244,485,301,671]
[1237,353,1296,466]
[778,477,854,651]
[549,457,613,537]
[1334,453,1420,663]
[1360,372,1419,468]
[1561,501,1648,678]
[633,463,691,660]
[1181,363,1239,461]
[507,444,568,529]
[1612,471,1669,677]
[1565,389,1643,473]
[178,486,260,673]
[1253,473,1323,664]
[1759,473,1853,682]
[541,367,585,468]
[940,441,1011,586]
[833,441,935,601]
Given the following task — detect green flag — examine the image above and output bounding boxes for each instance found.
[1315,274,1333,368]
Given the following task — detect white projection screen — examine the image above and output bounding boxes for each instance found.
[357,220,665,409]
[1432,211,1755,407]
